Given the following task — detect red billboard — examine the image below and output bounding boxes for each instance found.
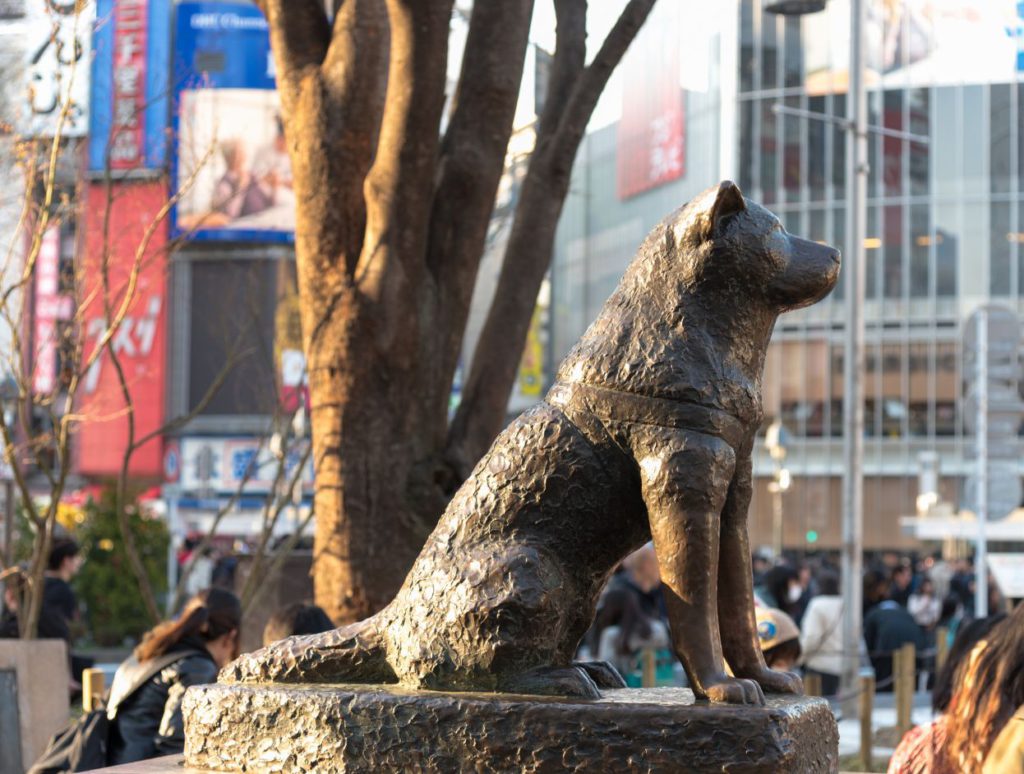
[32,226,69,395]
[109,0,150,169]
[76,181,168,477]
[616,5,685,200]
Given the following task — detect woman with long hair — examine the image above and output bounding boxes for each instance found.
[944,603,1024,773]
[888,613,1005,774]
[106,588,241,764]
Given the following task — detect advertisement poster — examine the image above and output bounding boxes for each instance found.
[616,2,685,200]
[26,0,94,136]
[76,182,168,477]
[89,0,171,171]
[802,0,1024,95]
[32,227,66,395]
[172,3,294,242]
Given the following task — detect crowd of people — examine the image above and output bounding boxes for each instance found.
[581,547,987,698]
[583,545,1024,772]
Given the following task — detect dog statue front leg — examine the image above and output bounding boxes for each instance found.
[639,431,764,706]
[718,448,803,696]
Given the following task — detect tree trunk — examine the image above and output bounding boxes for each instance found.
[257,0,652,622]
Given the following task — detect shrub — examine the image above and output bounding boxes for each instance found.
[74,488,168,646]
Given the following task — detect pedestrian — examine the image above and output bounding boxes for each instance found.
[863,597,924,692]
[755,564,802,619]
[800,571,844,696]
[888,613,1006,774]
[40,538,95,689]
[587,543,669,676]
[908,577,942,630]
[755,607,801,671]
[39,538,82,642]
[0,566,23,638]
[751,552,771,587]
[944,601,1024,772]
[263,602,334,646]
[890,563,914,607]
[106,588,242,765]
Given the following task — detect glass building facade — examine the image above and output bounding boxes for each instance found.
[550,0,1024,552]
[737,0,1024,550]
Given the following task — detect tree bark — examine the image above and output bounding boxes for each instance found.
[445,0,657,476]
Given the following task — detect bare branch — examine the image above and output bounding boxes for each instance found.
[240,438,314,610]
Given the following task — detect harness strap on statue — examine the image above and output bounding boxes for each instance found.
[546,381,746,452]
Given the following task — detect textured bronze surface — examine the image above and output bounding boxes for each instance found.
[220,181,840,705]
[184,683,839,773]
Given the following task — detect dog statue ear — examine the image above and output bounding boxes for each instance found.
[709,181,746,232]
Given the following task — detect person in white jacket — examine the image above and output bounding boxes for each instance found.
[908,577,942,630]
[799,571,845,696]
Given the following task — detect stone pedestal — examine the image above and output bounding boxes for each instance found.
[184,683,838,773]
[0,639,69,771]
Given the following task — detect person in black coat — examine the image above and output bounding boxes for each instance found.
[0,566,24,638]
[107,588,242,764]
[863,598,925,692]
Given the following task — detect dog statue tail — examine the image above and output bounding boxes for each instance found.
[219,611,396,685]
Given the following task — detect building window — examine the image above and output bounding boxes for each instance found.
[188,258,280,417]
[990,83,1012,195]
[990,201,1012,296]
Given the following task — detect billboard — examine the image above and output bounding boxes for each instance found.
[31,226,69,394]
[76,181,168,477]
[0,0,25,19]
[616,2,685,200]
[25,0,94,136]
[803,0,1024,95]
[179,436,313,496]
[88,0,171,171]
[171,2,294,242]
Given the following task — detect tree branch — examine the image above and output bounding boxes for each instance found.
[356,0,453,298]
[540,0,586,135]
[549,0,656,165]
[445,0,657,475]
[420,0,533,442]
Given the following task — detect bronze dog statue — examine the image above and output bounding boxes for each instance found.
[223,181,841,705]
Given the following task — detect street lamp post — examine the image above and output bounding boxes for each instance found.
[765,420,791,559]
[841,0,869,709]
[764,0,868,707]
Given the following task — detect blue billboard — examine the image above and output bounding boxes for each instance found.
[171,2,294,243]
[89,0,172,171]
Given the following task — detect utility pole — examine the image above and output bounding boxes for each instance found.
[974,309,988,618]
[765,0,925,709]
[840,0,868,709]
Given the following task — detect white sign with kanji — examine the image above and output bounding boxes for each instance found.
[25,0,94,137]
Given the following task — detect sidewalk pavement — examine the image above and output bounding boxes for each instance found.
[835,690,936,760]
